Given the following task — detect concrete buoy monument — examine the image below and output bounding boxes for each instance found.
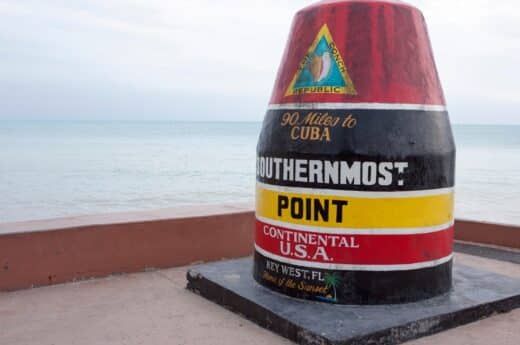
[254,0,455,304]
[188,1,520,343]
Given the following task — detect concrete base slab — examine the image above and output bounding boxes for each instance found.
[187,258,520,345]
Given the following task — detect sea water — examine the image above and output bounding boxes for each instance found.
[0,121,519,225]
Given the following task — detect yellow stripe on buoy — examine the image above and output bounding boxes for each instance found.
[256,185,453,229]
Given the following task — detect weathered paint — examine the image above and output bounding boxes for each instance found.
[254,0,456,304]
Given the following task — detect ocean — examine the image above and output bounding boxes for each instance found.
[1,121,519,225]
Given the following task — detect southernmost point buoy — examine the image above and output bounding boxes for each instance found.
[254,0,455,304]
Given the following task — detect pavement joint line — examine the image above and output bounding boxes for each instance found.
[153,270,185,288]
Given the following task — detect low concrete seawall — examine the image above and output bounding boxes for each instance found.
[0,204,255,291]
[455,219,520,249]
[0,205,518,292]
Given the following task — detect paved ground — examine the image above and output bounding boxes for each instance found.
[0,253,519,345]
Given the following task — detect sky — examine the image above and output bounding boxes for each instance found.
[0,0,518,124]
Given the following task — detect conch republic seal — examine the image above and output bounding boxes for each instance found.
[254,0,455,304]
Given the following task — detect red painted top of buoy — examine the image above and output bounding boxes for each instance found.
[270,0,445,105]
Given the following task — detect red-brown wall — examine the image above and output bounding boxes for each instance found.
[0,204,254,291]
[454,219,520,249]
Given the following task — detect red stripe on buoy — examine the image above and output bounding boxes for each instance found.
[255,219,453,265]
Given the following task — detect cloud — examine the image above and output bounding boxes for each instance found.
[415,0,520,123]
[0,0,518,123]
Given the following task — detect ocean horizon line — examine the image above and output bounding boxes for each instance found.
[1,119,520,127]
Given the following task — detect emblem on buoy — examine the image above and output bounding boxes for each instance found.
[285,24,356,96]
